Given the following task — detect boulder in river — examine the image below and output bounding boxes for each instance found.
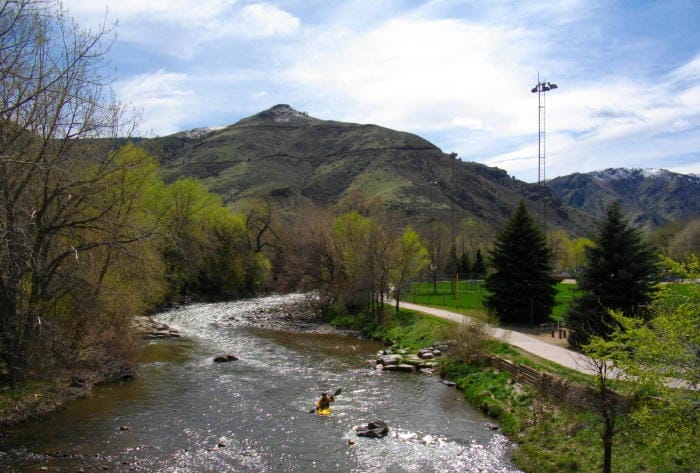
[377,354,401,366]
[417,350,434,360]
[355,420,389,438]
[213,354,239,363]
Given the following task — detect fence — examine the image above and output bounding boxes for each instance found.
[489,356,541,386]
[487,355,627,411]
[408,279,488,311]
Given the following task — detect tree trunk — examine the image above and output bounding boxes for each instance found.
[602,401,615,473]
[602,433,613,473]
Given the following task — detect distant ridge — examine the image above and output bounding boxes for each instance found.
[548,168,700,230]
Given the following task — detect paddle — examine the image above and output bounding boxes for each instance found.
[308,388,342,413]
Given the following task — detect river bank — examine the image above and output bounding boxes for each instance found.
[1,294,520,473]
[0,316,180,429]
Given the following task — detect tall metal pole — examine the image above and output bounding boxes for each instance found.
[531,75,558,231]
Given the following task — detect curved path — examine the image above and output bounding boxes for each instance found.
[397,301,596,375]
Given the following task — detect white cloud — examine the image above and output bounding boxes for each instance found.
[235,3,300,37]
[63,0,238,26]
[287,18,538,134]
[452,116,491,131]
[115,70,194,135]
[668,52,700,84]
[62,0,300,48]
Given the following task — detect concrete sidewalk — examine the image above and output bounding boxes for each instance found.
[397,301,595,375]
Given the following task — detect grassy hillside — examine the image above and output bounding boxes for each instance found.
[141,104,593,235]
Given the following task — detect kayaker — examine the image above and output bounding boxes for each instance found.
[315,391,334,411]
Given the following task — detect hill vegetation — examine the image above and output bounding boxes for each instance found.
[140,104,593,237]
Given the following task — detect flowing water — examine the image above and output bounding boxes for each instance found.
[1,294,523,472]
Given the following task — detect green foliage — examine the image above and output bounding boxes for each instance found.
[159,178,271,300]
[578,285,700,472]
[659,254,700,279]
[318,209,430,322]
[550,230,592,272]
[355,308,449,349]
[485,202,557,324]
[566,201,659,348]
[326,211,374,312]
[441,360,531,435]
[391,227,429,313]
[374,312,450,349]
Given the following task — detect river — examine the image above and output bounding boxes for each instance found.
[1,294,522,472]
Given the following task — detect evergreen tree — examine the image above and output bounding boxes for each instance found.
[566,201,659,348]
[446,243,459,276]
[484,202,556,325]
[472,248,486,276]
[459,251,471,275]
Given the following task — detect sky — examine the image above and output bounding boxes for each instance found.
[62,0,700,182]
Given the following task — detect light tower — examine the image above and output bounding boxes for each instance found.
[530,74,558,229]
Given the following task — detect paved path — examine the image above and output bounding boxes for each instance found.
[397,301,596,375]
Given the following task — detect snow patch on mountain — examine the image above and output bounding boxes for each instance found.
[589,168,700,186]
[593,168,670,182]
[183,125,226,139]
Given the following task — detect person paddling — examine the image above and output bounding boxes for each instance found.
[315,391,335,412]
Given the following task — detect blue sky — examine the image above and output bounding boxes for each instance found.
[63,0,700,182]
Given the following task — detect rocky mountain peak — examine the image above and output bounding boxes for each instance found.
[257,104,310,123]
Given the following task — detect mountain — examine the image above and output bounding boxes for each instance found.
[547,168,700,230]
[141,104,592,235]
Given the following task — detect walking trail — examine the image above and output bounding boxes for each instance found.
[397,301,597,375]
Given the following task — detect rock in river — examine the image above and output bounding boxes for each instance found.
[382,364,416,373]
[213,354,239,363]
[378,354,401,366]
[355,420,389,438]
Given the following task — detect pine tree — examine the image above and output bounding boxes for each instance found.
[459,251,471,275]
[485,202,556,325]
[472,248,486,276]
[566,201,659,348]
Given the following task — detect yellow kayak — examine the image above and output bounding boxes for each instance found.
[316,407,332,416]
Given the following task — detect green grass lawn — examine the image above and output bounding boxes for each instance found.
[405,280,579,322]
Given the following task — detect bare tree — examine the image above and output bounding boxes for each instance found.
[419,221,451,293]
[0,1,148,384]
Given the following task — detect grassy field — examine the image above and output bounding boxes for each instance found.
[405,280,580,322]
